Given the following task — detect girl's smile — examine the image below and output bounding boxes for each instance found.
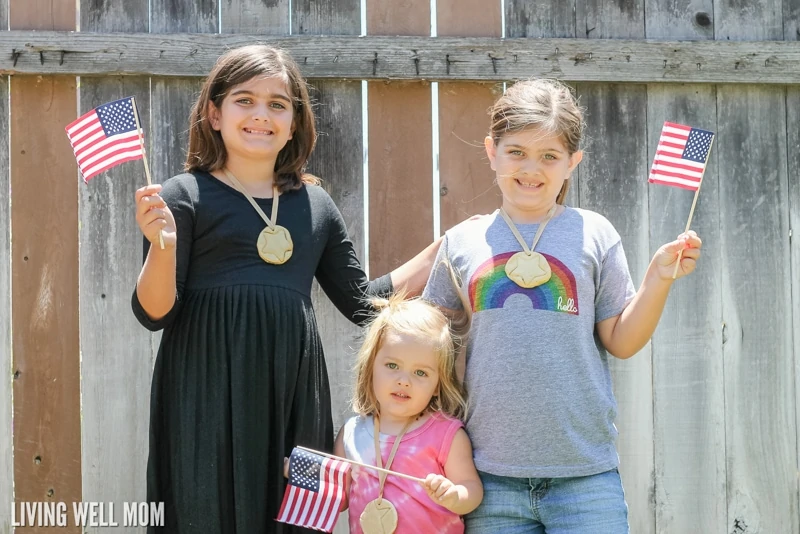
[485,128,582,223]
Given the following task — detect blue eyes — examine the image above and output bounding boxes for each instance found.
[387,362,398,370]
[234,99,287,110]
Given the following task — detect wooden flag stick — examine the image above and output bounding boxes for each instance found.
[672,136,715,279]
[296,446,426,484]
[130,97,165,250]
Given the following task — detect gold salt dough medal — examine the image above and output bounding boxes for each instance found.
[257,225,293,264]
[500,205,558,289]
[223,169,293,265]
[359,498,399,534]
[359,416,413,534]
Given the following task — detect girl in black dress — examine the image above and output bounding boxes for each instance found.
[132,45,440,533]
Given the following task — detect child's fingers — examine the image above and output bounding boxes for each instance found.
[434,482,451,499]
[135,184,163,203]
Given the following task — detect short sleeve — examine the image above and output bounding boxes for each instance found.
[594,240,636,323]
[436,415,465,467]
[130,174,196,331]
[422,234,464,311]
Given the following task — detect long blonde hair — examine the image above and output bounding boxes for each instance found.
[488,78,585,204]
[352,295,467,420]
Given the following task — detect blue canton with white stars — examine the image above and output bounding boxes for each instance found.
[681,128,714,163]
[96,97,138,136]
[289,450,323,492]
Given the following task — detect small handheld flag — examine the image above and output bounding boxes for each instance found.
[648,122,714,191]
[277,448,350,532]
[66,96,164,249]
[648,121,715,279]
[65,97,144,183]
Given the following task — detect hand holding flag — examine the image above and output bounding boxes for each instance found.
[65,96,164,249]
[648,121,715,278]
[277,448,350,532]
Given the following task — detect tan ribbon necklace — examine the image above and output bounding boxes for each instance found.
[222,169,293,265]
[359,415,414,534]
[499,204,558,288]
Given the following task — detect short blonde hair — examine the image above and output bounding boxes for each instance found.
[352,295,467,420]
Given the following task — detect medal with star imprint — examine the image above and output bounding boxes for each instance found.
[223,169,293,265]
[499,205,558,288]
[359,416,414,534]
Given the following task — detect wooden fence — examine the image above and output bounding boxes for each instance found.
[0,0,799,533]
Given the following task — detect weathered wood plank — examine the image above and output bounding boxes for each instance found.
[716,0,783,40]
[0,0,7,29]
[222,0,287,34]
[293,0,358,36]
[11,76,82,532]
[151,0,217,34]
[572,83,653,534]
[576,0,644,39]
[717,85,796,534]
[789,87,800,534]
[10,0,79,531]
[78,3,151,532]
[647,85,726,534]
[4,32,800,84]
[437,0,502,233]
[645,0,714,40]
[292,3,359,533]
[0,74,12,534]
[787,0,800,41]
[575,3,651,531]
[305,81,363,534]
[505,0,575,37]
[366,0,433,277]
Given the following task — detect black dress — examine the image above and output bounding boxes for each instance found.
[132,171,392,533]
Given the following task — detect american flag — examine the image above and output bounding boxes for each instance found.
[65,97,144,182]
[648,122,715,191]
[276,448,350,532]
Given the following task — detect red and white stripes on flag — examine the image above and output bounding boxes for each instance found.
[65,97,144,182]
[276,448,350,532]
[648,122,715,191]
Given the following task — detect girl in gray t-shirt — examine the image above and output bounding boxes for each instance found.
[423,79,703,533]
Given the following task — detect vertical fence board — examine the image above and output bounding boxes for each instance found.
[437,0,501,233]
[574,83,654,534]
[150,2,217,196]
[79,2,151,531]
[293,0,358,35]
[645,0,714,39]
[647,85,726,534]
[222,0,287,34]
[787,0,800,40]
[576,0,644,38]
[789,87,800,534]
[366,0,432,276]
[10,0,79,531]
[505,0,575,37]
[717,85,797,533]
[715,0,783,40]
[574,4,654,532]
[0,73,11,534]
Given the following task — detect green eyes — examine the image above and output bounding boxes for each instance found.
[384,362,428,377]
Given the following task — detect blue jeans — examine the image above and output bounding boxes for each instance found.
[465,469,629,533]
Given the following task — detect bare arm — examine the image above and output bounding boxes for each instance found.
[389,236,444,297]
[597,231,702,359]
[134,184,178,320]
[421,429,483,516]
[333,427,351,511]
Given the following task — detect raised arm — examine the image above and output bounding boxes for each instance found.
[597,231,702,359]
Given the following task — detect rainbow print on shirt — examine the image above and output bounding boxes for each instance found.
[468,251,579,314]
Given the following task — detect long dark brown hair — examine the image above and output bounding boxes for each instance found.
[185,44,318,192]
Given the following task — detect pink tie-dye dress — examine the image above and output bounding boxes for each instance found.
[342,412,465,534]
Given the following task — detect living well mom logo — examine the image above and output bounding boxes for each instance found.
[468,252,579,314]
[12,501,164,527]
